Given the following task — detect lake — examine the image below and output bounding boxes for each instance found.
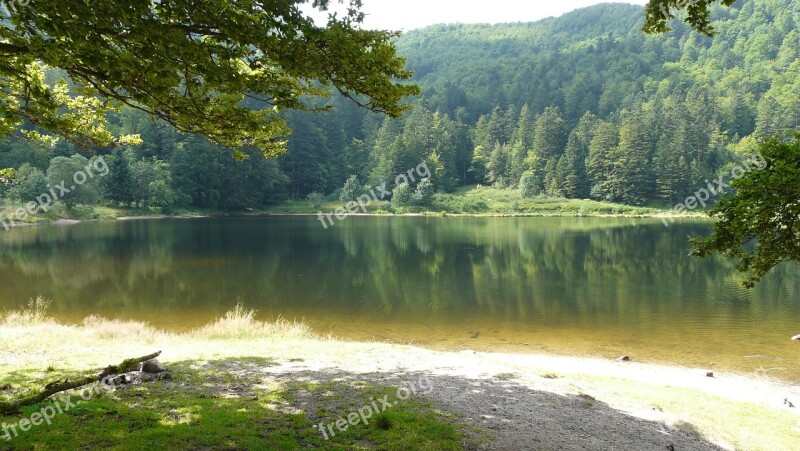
[1,216,798,380]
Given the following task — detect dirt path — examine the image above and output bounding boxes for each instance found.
[269,368,724,450]
[180,343,800,450]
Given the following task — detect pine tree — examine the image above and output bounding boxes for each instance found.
[555,133,587,199]
[487,143,509,187]
[729,90,755,138]
[755,96,785,137]
[587,121,619,201]
[617,113,654,205]
[506,104,535,186]
[654,98,691,204]
[527,106,567,194]
[430,113,459,191]
[510,104,535,149]
[103,148,135,206]
[543,157,560,197]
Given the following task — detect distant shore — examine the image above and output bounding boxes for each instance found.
[0,212,212,230]
[1,184,715,232]
[0,208,709,232]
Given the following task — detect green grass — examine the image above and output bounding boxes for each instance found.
[2,185,705,227]
[0,199,225,227]
[3,360,462,450]
[432,185,662,216]
[264,185,694,218]
[0,303,467,450]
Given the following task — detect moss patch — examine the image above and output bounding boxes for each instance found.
[1,358,465,450]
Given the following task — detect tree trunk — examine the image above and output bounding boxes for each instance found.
[0,351,161,414]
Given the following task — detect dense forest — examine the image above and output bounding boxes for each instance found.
[1,0,799,212]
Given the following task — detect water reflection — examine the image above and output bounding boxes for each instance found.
[0,217,798,379]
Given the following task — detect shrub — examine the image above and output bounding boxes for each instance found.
[306,192,324,208]
[391,182,413,208]
[412,178,435,206]
[339,175,360,202]
[519,171,538,198]
[377,200,393,212]
[460,198,489,213]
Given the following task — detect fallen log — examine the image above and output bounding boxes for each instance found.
[0,351,161,414]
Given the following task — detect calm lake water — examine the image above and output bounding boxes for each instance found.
[1,216,799,380]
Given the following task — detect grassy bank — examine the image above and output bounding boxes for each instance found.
[1,300,797,450]
[266,185,701,218]
[2,186,707,229]
[0,200,217,227]
[0,301,466,450]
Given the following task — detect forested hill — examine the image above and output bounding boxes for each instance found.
[1,0,799,211]
[396,3,653,119]
[393,0,796,126]
[282,0,797,205]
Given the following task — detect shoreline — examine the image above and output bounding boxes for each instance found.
[0,213,213,230]
[260,211,712,221]
[0,209,711,231]
[1,313,797,450]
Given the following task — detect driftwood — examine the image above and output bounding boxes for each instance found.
[0,351,161,414]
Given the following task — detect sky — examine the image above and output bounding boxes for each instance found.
[308,0,649,31]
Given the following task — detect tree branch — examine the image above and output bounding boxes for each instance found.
[0,351,162,414]
[0,42,28,55]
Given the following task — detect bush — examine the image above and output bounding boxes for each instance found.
[375,200,394,213]
[391,182,413,208]
[412,178,434,206]
[148,179,177,210]
[460,198,489,213]
[339,175,360,202]
[519,171,538,198]
[306,192,324,208]
[327,188,342,202]
[10,164,48,204]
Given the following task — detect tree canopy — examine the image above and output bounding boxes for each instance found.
[641,0,800,286]
[692,136,800,287]
[1,0,796,213]
[0,0,418,156]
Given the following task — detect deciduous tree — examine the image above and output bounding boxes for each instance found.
[644,0,737,35]
[0,0,418,155]
[692,136,800,287]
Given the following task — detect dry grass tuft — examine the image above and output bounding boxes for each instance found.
[81,315,159,341]
[194,302,315,340]
[2,296,53,326]
[0,299,316,361]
